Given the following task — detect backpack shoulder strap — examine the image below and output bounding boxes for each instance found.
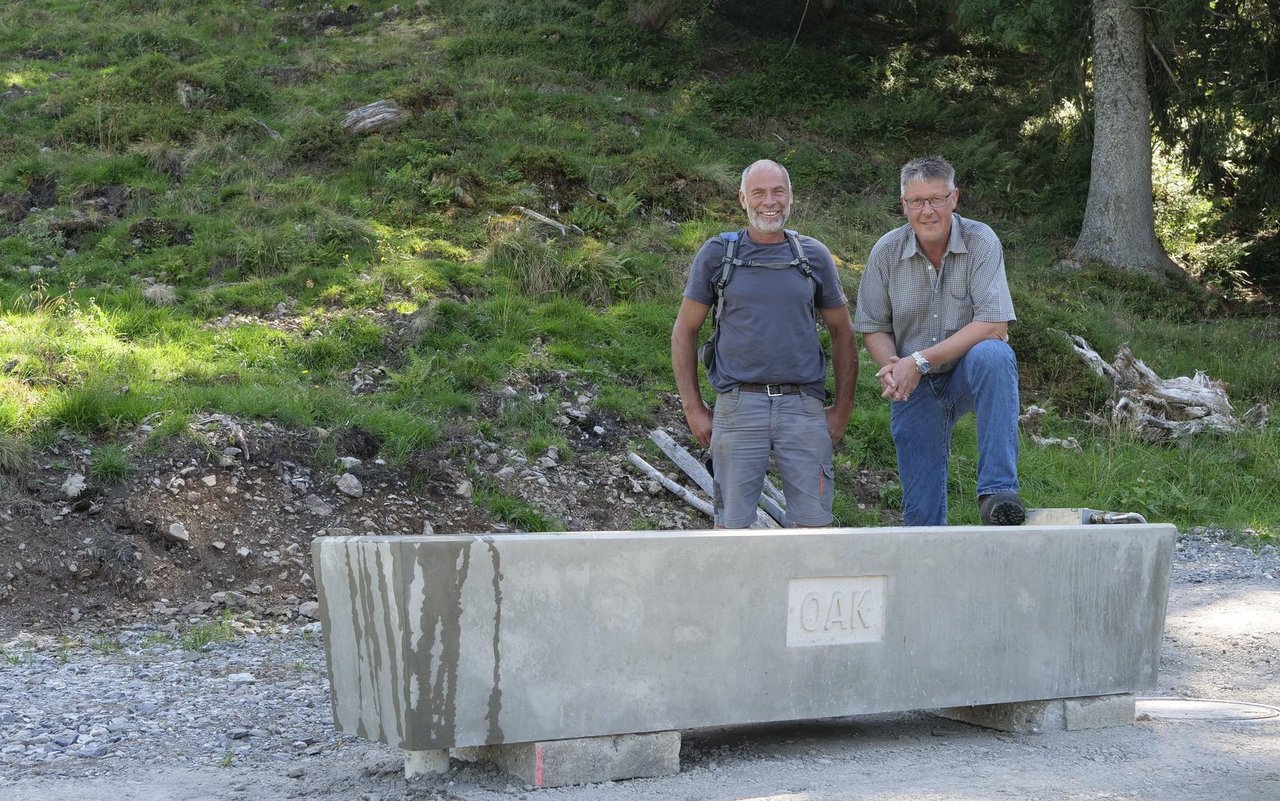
[716,230,741,285]
[783,229,813,277]
[710,230,743,323]
[783,230,820,311]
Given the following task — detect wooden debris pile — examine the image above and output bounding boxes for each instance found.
[1061,332,1270,442]
[627,429,786,528]
[1019,405,1082,451]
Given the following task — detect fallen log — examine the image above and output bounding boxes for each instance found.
[516,206,584,237]
[1058,332,1270,442]
[647,429,785,527]
[648,429,711,495]
[761,476,787,511]
[627,452,712,518]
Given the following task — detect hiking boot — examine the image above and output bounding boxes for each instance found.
[979,491,1026,526]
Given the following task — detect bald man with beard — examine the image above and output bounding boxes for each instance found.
[672,159,857,529]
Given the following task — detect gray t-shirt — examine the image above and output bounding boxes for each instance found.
[854,214,1015,373]
[683,231,847,398]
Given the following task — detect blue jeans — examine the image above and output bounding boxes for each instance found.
[891,339,1020,526]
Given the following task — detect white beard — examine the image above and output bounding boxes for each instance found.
[747,204,790,233]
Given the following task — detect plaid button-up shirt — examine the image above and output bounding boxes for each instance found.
[854,213,1015,373]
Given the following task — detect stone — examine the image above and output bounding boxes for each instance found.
[335,473,363,498]
[303,494,334,517]
[341,100,408,135]
[60,474,87,500]
[211,590,249,608]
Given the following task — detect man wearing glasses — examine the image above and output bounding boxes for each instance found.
[854,155,1024,527]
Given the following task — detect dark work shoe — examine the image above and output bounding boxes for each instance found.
[979,492,1026,526]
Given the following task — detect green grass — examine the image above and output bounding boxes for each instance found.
[474,482,562,532]
[0,0,1274,535]
[90,634,123,655]
[88,443,132,483]
[178,612,242,651]
[0,431,29,474]
[1018,423,1279,537]
[139,632,171,650]
[0,645,32,665]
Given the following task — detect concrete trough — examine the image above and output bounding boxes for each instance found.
[313,523,1175,784]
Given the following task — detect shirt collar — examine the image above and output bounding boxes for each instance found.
[898,213,968,262]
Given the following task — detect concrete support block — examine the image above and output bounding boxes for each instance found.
[940,694,1135,733]
[449,745,489,763]
[1064,694,1137,729]
[404,748,449,778]
[454,732,680,788]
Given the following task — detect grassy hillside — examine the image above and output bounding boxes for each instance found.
[0,0,1275,535]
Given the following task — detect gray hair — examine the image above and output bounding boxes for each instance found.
[740,159,792,195]
[900,155,955,196]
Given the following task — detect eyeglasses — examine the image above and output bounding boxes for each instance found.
[903,190,955,211]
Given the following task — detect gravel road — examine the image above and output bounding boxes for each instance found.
[2,528,1277,801]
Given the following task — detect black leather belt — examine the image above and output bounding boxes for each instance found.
[737,383,804,396]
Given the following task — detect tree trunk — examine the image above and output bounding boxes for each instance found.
[1071,0,1182,279]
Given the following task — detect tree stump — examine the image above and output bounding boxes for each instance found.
[1061,332,1270,441]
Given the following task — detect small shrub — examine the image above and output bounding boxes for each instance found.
[475,484,562,532]
[1,646,32,666]
[0,432,30,475]
[625,1,682,33]
[48,387,113,434]
[1114,476,1206,523]
[179,612,241,651]
[282,113,347,166]
[878,481,903,510]
[91,635,123,655]
[486,226,558,295]
[142,283,179,305]
[88,443,132,483]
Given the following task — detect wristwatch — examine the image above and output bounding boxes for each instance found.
[910,351,931,374]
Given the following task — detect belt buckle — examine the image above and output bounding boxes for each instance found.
[766,383,783,397]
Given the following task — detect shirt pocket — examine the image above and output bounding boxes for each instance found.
[942,292,974,333]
